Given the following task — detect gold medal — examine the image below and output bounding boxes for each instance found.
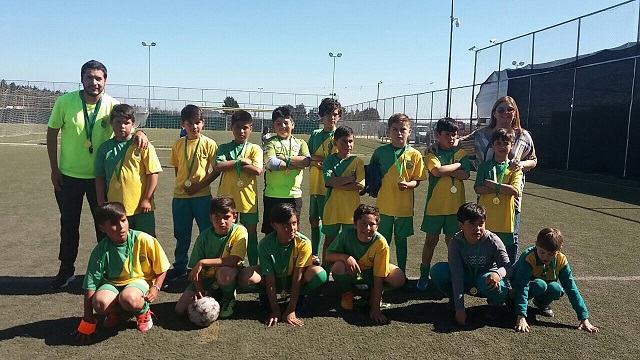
[470,287,478,295]
[493,197,500,205]
[114,182,121,189]
[236,179,244,187]
[84,140,92,148]
[397,176,404,183]
[280,290,288,298]
[450,185,458,194]
[184,179,192,187]
[133,150,141,159]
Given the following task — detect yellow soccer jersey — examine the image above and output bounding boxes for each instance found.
[170,135,218,198]
[322,155,365,226]
[258,232,313,277]
[371,145,427,217]
[188,223,248,279]
[424,148,469,216]
[476,160,523,233]
[326,229,390,278]
[523,249,569,281]
[308,129,337,195]
[216,142,263,213]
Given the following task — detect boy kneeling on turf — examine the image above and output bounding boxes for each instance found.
[175,196,248,319]
[325,204,405,324]
[238,203,327,327]
[74,202,170,341]
[513,228,599,333]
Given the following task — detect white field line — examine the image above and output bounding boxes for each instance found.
[574,276,640,281]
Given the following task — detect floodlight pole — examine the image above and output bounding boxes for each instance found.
[446,0,459,117]
[142,41,156,111]
[376,81,383,111]
[329,52,342,98]
[469,48,479,132]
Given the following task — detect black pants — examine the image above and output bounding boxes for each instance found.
[54,175,104,271]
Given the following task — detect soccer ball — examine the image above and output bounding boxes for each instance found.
[188,296,220,327]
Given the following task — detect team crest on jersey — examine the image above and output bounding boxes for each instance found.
[101,120,108,128]
[291,143,300,153]
[406,161,414,169]
[351,169,356,176]
[139,254,147,263]
[368,255,375,262]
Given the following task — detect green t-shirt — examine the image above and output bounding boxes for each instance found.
[258,231,312,277]
[263,136,310,198]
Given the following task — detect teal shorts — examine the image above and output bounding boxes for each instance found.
[309,194,326,220]
[421,214,459,235]
[378,214,414,240]
[128,211,156,235]
[322,223,354,236]
[97,279,149,295]
[186,276,218,292]
[239,212,259,226]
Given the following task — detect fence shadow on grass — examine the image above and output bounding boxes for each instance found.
[0,316,119,346]
[0,276,84,295]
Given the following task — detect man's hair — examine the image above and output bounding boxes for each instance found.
[210,196,236,214]
[231,110,253,125]
[388,113,411,129]
[457,202,486,223]
[81,60,108,79]
[181,104,203,122]
[536,228,564,252]
[270,203,297,224]
[333,125,353,141]
[435,117,459,133]
[354,204,380,223]
[110,104,135,123]
[318,97,342,117]
[490,128,515,145]
[95,202,126,225]
[272,106,292,122]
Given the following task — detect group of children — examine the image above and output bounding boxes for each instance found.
[73,99,598,341]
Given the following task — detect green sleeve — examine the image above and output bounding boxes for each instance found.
[460,154,470,175]
[513,258,533,317]
[474,162,488,188]
[369,147,380,165]
[558,263,589,321]
[258,236,274,276]
[82,243,106,290]
[187,232,207,269]
[93,144,107,177]
[215,143,227,164]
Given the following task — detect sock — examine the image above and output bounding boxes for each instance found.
[332,273,354,293]
[311,226,322,256]
[301,269,328,294]
[247,232,259,266]
[419,264,430,280]
[136,301,149,315]
[396,237,408,273]
[220,280,237,300]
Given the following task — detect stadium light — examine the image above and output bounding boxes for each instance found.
[329,52,342,99]
[141,41,156,111]
[469,45,481,132]
[446,0,460,117]
[376,81,383,112]
[512,60,525,69]
[489,38,497,44]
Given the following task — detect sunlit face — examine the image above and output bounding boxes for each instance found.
[112,117,134,141]
[388,121,411,147]
[232,122,252,143]
[493,101,516,128]
[492,138,513,159]
[535,245,559,265]
[272,214,298,243]
[81,69,106,98]
[99,215,129,244]
[321,108,340,131]
[182,117,204,139]
[355,214,378,243]
[435,130,458,150]
[334,134,354,158]
[273,117,294,139]
[210,211,237,235]
[458,218,485,243]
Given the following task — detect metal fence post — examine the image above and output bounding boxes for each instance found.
[566,18,581,171]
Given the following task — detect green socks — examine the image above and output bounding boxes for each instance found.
[247,232,259,266]
[419,264,430,280]
[301,269,328,294]
[220,280,237,300]
[311,225,322,256]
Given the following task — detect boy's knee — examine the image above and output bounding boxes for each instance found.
[216,267,238,285]
[92,297,111,314]
[331,261,347,275]
[387,267,405,287]
[429,262,450,282]
[119,288,145,311]
[528,278,548,296]
[546,281,564,300]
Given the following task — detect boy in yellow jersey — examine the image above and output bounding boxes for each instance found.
[175,196,248,319]
[73,202,169,342]
[308,98,341,264]
[321,125,365,265]
[417,118,470,291]
[213,110,263,265]
[167,105,219,282]
[474,128,523,263]
[95,104,162,236]
[238,203,327,327]
[369,114,426,286]
[262,106,311,235]
[325,204,405,324]
[514,228,599,333]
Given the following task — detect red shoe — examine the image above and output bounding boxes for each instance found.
[103,311,126,328]
[136,309,155,332]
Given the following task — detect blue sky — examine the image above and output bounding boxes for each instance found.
[0,0,636,113]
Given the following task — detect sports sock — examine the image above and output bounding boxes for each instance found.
[220,280,237,300]
[311,225,322,256]
[396,237,408,272]
[301,269,328,294]
[136,301,149,315]
[332,273,354,293]
[247,232,259,266]
[419,264,430,280]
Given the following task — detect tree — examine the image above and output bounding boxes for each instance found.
[222,96,239,114]
[357,107,381,122]
[292,103,307,120]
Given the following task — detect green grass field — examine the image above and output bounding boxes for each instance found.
[1,130,639,359]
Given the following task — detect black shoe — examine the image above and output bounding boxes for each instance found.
[165,268,187,282]
[534,300,554,317]
[485,305,504,322]
[402,277,413,292]
[50,267,75,289]
[296,294,307,313]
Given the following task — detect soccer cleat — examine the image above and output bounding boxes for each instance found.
[136,309,155,332]
[50,267,75,289]
[219,298,236,319]
[311,255,321,266]
[402,277,413,292]
[165,268,187,282]
[534,300,554,317]
[103,311,126,328]
[340,291,354,310]
[416,277,429,291]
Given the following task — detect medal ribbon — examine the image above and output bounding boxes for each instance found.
[393,146,406,180]
[115,139,133,185]
[492,161,509,197]
[233,141,248,180]
[463,238,483,280]
[183,136,202,180]
[80,91,103,153]
[448,150,456,188]
[322,131,334,158]
[541,258,557,281]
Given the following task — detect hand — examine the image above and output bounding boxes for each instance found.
[455,310,466,326]
[397,181,409,191]
[314,161,323,170]
[483,179,497,188]
[509,159,522,172]
[515,315,530,333]
[239,158,252,166]
[193,291,205,302]
[265,310,281,327]
[51,168,63,191]
[345,257,361,274]
[188,263,203,283]
[138,198,152,213]
[485,272,501,291]
[133,131,149,150]
[184,181,203,195]
[71,317,96,344]
[144,286,159,303]
[369,308,388,324]
[284,310,304,326]
[578,319,600,333]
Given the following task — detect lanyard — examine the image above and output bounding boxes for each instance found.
[446,150,456,188]
[541,258,557,280]
[492,161,509,197]
[393,146,406,180]
[276,137,293,168]
[183,136,202,179]
[80,92,102,153]
[233,141,248,179]
[322,131,334,158]
[115,139,133,184]
[463,239,483,279]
